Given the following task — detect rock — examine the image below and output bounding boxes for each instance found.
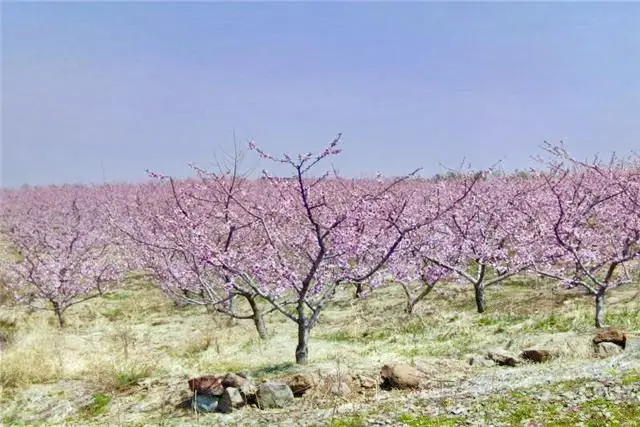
[218,387,246,413]
[330,382,351,396]
[287,374,315,397]
[467,355,495,367]
[450,406,468,416]
[222,372,247,389]
[215,397,232,414]
[487,349,519,367]
[188,375,225,396]
[595,342,624,358]
[192,394,220,412]
[357,374,378,389]
[239,377,257,396]
[238,377,258,406]
[593,328,627,349]
[139,377,162,390]
[335,403,357,414]
[256,383,294,409]
[520,349,553,363]
[626,337,640,353]
[380,364,422,390]
[217,387,244,413]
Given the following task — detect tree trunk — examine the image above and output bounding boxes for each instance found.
[405,300,416,315]
[52,300,66,328]
[595,288,606,328]
[295,319,310,365]
[245,294,268,340]
[354,282,364,299]
[226,292,239,326]
[404,281,436,315]
[474,282,486,314]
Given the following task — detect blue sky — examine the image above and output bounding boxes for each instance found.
[3,2,640,187]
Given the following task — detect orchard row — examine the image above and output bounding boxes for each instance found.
[1,137,639,364]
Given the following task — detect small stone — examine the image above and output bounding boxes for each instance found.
[450,406,468,415]
[256,383,294,409]
[238,377,258,406]
[467,355,495,367]
[357,375,378,389]
[539,391,553,402]
[335,403,356,414]
[225,387,245,408]
[487,349,519,367]
[287,374,315,397]
[240,377,257,396]
[217,387,244,413]
[380,364,422,390]
[330,382,351,396]
[520,349,553,363]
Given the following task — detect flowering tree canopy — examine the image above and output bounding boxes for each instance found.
[532,143,640,327]
[0,185,125,326]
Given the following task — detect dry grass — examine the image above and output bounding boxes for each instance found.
[0,345,63,388]
[0,275,639,425]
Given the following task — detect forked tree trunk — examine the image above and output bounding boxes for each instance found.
[226,292,239,326]
[405,300,417,315]
[354,282,364,299]
[404,281,437,315]
[52,300,66,328]
[474,282,486,314]
[245,294,268,340]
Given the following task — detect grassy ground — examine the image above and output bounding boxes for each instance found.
[1,272,639,426]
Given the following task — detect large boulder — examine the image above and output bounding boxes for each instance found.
[593,328,627,349]
[256,383,295,409]
[380,364,423,390]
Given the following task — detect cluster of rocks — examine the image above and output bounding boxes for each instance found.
[468,327,630,368]
[181,362,427,414]
[180,329,633,415]
[180,372,295,413]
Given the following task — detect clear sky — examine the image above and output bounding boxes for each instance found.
[2,2,640,188]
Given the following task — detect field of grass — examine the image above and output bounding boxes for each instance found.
[1,272,639,426]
